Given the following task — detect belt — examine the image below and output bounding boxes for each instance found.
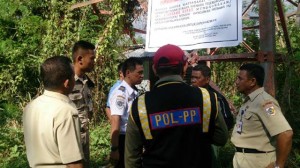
[235,147,275,153]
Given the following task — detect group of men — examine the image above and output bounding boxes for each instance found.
[23,40,96,168]
[23,42,293,168]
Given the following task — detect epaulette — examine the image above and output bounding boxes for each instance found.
[118,86,126,92]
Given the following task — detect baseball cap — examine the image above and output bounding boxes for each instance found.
[153,44,187,68]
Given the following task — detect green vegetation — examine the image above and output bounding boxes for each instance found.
[0,0,300,167]
[0,0,129,167]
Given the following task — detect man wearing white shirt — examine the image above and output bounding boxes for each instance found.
[105,62,124,123]
[109,57,144,168]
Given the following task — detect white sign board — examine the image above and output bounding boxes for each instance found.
[145,0,242,52]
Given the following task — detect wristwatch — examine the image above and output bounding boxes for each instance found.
[111,146,119,152]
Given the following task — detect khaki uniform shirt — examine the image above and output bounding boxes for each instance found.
[231,87,292,151]
[69,75,93,133]
[23,90,83,167]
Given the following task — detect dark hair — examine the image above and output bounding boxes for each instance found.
[122,57,143,77]
[156,65,183,76]
[192,65,211,77]
[72,40,95,61]
[41,56,73,90]
[239,63,265,87]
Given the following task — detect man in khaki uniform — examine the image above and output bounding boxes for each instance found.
[231,63,293,168]
[23,56,83,168]
[69,40,95,168]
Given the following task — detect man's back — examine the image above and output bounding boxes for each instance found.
[129,80,226,168]
[23,91,83,167]
[125,44,228,168]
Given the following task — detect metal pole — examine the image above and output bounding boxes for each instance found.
[259,0,275,97]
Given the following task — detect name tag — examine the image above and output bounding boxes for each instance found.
[150,108,201,130]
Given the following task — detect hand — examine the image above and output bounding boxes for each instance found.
[110,150,119,165]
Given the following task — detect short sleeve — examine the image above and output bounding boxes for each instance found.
[56,110,83,164]
[258,99,292,136]
[110,90,126,116]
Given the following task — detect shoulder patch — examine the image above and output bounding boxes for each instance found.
[263,101,276,116]
[118,86,126,92]
[116,96,125,110]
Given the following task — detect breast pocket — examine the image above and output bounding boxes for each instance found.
[243,112,253,120]
[69,93,85,110]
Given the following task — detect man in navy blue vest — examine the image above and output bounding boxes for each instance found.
[125,44,228,168]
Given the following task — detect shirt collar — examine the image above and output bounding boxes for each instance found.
[75,74,87,83]
[44,90,72,103]
[121,80,137,96]
[247,87,264,102]
[155,75,184,86]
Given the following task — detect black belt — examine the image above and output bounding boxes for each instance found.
[235,147,275,153]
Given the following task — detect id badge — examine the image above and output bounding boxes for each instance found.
[237,121,243,134]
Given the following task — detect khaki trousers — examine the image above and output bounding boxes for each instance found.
[233,151,276,168]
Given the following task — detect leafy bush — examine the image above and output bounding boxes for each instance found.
[90,121,111,167]
[0,102,28,168]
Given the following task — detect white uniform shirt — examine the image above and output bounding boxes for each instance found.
[110,80,137,134]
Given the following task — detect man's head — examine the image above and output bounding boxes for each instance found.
[122,57,144,86]
[41,56,75,94]
[236,63,265,95]
[72,40,95,75]
[117,62,124,80]
[152,44,188,77]
[191,65,211,87]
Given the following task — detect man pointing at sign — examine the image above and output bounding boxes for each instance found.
[125,44,228,168]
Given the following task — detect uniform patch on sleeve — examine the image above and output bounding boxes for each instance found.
[149,107,201,130]
[263,102,276,116]
[118,86,126,92]
[116,96,125,110]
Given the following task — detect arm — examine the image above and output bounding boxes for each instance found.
[125,113,143,168]
[66,160,83,168]
[212,103,229,146]
[218,97,234,130]
[266,130,293,168]
[105,107,112,123]
[109,87,126,162]
[260,99,293,168]
[276,130,293,167]
[110,115,121,161]
[57,109,84,166]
